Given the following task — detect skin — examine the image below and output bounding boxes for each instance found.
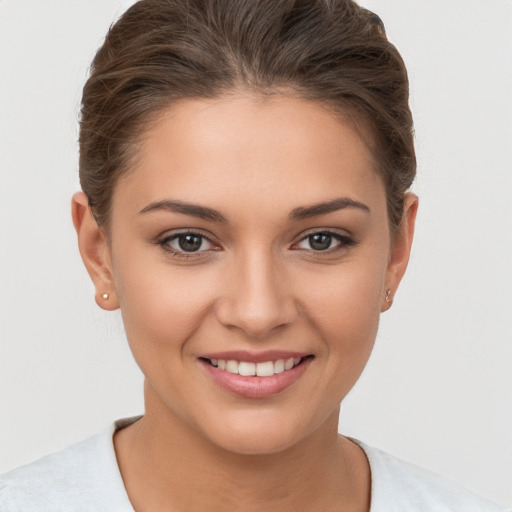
[72,93,417,512]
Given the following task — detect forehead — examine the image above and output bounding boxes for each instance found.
[115,93,386,219]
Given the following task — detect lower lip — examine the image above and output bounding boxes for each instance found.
[200,358,312,398]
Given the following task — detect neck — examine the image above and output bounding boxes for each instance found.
[114,382,370,512]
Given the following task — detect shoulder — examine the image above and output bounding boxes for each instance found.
[0,420,135,512]
[353,439,510,512]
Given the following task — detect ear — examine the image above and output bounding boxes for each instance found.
[382,193,418,312]
[71,192,119,311]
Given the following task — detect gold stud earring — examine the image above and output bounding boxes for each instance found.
[102,293,110,300]
[385,289,392,303]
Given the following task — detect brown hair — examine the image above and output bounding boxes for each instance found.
[79,0,416,232]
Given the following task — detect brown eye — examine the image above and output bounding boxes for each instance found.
[308,233,333,251]
[161,232,215,255]
[178,234,204,252]
[294,231,354,252]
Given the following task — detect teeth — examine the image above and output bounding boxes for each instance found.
[226,360,238,374]
[256,361,274,377]
[210,357,304,377]
[238,361,256,376]
[274,359,285,374]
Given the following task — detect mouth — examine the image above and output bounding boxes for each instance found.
[198,352,314,398]
[200,356,310,377]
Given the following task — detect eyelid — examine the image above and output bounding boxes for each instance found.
[290,228,355,252]
[294,227,353,242]
[156,228,221,257]
[154,227,355,258]
[157,227,218,243]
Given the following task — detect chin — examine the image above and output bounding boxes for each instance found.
[194,409,319,456]
[209,428,300,456]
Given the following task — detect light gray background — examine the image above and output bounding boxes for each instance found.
[1,0,511,506]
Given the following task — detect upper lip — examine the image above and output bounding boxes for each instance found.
[200,350,311,363]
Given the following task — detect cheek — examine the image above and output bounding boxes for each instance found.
[298,257,386,336]
[112,252,219,358]
[294,254,387,395]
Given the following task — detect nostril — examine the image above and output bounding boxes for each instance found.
[213,261,299,338]
[215,293,299,338]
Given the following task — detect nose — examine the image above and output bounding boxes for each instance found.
[215,249,298,339]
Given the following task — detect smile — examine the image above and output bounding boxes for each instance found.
[206,357,303,377]
[199,352,313,398]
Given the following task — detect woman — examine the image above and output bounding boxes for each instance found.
[0,0,509,510]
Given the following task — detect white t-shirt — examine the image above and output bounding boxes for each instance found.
[1,417,509,512]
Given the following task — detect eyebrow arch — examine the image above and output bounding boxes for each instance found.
[289,197,370,220]
[139,200,227,222]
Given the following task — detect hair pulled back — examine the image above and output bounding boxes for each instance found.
[79,0,416,232]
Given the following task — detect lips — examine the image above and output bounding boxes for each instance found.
[199,351,313,398]
[206,356,302,376]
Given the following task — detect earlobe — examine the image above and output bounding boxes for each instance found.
[71,192,119,311]
[382,193,418,312]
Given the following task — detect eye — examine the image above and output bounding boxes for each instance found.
[294,231,354,252]
[159,231,217,256]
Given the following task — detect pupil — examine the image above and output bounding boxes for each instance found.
[309,233,331,251]
[178,234,202,252]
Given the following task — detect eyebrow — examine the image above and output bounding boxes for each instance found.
[139,196,370,223]
[139,200,227,222]
[289,197,370,220]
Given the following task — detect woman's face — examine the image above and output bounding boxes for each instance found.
[76,94,416,454]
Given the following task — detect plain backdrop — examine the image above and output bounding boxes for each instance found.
[0,0,511,507]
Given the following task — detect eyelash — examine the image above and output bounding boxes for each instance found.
[156,229,355,259]
[157,231,218,259]
[292,230,356,254]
